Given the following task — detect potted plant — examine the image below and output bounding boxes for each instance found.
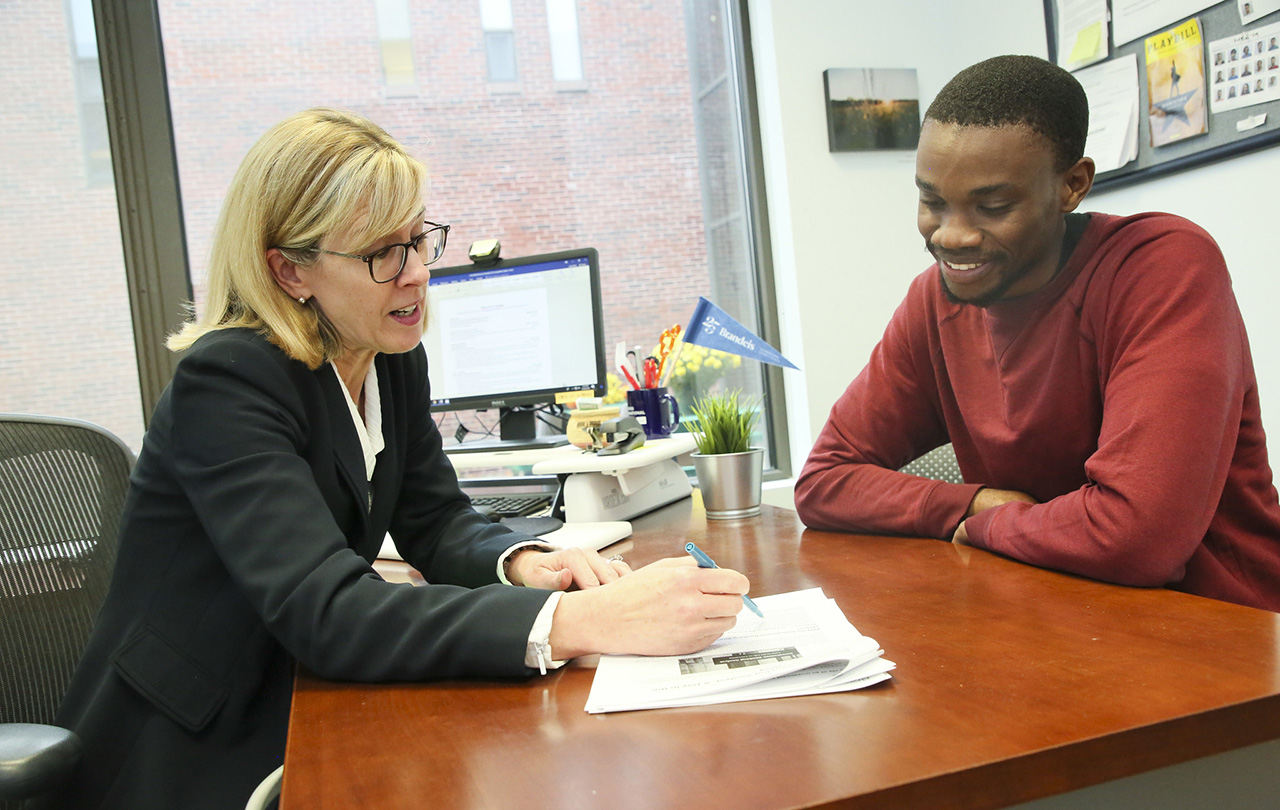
[688,389,764,519]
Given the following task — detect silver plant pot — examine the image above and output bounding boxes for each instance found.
[691,448,764,519]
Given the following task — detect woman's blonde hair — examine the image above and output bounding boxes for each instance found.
[167,107,428,368]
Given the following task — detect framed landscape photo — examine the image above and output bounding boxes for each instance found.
[823,67,921,151]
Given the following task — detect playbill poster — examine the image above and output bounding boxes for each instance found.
[1145,18,1208,147]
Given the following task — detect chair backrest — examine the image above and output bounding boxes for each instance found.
[0,414,134,727]
[899,443,963,484]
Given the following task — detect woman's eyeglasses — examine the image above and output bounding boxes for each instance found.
[316,221,450,283]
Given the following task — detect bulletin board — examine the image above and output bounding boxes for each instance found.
[1045,0,1280,190]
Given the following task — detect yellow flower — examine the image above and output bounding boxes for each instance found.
[603,373,627,404]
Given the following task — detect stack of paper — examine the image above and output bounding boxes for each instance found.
[584,588,893,714]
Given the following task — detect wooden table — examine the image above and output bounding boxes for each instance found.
[281,501,1280,809]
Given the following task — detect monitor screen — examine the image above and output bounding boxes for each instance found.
[423,248,606,445]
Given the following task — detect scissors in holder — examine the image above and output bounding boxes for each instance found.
[615,342,641,389]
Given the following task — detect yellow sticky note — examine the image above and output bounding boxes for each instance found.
[1069,21,1103,65]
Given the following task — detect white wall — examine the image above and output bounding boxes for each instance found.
[751,0,1280,509]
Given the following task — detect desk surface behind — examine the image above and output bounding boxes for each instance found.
[284,503,1280,810]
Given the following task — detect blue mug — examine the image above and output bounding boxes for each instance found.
[625,387,681,439]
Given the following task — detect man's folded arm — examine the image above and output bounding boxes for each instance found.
[795,303,982,538]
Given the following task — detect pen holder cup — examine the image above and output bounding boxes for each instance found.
[625,387,680,439]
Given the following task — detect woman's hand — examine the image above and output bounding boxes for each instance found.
[507,547,630,590]
[547,557,750,659]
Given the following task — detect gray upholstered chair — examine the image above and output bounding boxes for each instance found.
[0,414,134,810]
[899,442,963,484]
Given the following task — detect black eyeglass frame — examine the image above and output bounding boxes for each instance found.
[313,221,451,283]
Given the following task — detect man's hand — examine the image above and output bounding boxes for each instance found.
[954,487,1038,545]
[965,487,1038,517]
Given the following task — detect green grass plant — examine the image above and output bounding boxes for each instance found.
[689,389,760,455]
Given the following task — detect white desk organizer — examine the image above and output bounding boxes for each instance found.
[531,434,696,523]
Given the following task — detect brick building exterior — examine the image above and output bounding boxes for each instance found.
[3,0,748,451]
[166,0,712,364]
[0,0,144,448]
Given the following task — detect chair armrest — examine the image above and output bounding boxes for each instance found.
[0,723,83,800]
[245,765,284,810]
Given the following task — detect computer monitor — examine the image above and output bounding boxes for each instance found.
[423,247,607,451]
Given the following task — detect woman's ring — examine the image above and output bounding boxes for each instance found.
[607,554,625,563]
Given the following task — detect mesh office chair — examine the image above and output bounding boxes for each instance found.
[899,443,964,484]
[0,414,134,809]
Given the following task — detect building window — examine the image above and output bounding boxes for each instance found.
[69,0,111,187]
[376,0,417,90]
[546,0,583,82]
[480,0,517,82]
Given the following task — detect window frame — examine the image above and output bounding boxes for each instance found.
[91,0,192,425]
[735,0,791,481]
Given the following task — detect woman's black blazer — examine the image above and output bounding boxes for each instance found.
[53,328,549,809]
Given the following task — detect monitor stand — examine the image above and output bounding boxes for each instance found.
[445,406,570,454]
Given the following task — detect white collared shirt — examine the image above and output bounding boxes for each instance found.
[329,361,384,482]
[331,360,563,673]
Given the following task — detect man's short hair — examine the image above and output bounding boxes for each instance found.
[924,55,1088,172]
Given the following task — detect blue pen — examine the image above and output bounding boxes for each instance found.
[685,542,764,618]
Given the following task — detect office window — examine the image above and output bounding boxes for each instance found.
[130,0,786,474]
[0,0,145,451]
[546,0,584,82]
[480,0,517,83]
[376,0,417,90]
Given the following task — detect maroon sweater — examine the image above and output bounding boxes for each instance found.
[796,212,1280,612]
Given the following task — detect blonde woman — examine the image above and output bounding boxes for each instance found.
[54,108,748,810]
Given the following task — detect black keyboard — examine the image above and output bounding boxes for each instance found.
[468,493,554,518]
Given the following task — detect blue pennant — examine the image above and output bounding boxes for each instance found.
[683,297,799,369]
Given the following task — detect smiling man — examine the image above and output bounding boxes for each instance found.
[794,55,1280,612]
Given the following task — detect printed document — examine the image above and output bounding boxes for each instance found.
[1077,53,1140,173]
[1056,0,1109,71]
[1113,0,1216,47]
[584,588,893,714]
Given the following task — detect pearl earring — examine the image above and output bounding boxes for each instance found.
[298,296,308,304]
